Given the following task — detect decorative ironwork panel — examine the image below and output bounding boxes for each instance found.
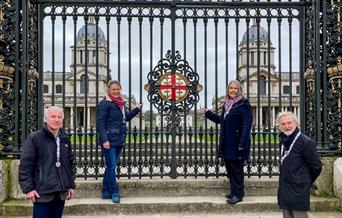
[0,0,39,155]
[304,65,315,141]
[327,59,342,152]
[0,0,17,154]
[144,50,202,127]
[0,0,16,67]
[305,0,342,154]
[27,0,39,133]
[0,64,15,153]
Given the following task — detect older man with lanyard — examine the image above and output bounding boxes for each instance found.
[276,111,322,218]
[19,106,75,218]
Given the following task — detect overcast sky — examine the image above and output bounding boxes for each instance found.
[43,15,300,111]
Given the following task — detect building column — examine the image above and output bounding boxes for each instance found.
[255,107,259,127]
[272,107,276,128]
[260,106,263,128]
[70,107,74,130]
[87,107,91,131]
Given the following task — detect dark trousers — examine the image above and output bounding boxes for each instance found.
[102,146,123,195]
[32,196,65,218]
[225,159,245,198]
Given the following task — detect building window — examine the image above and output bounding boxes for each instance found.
[80,50,83,64]
[251,51,255,65]
[43,85,49,93]
[259,76,266,95]
[283,85,290,94]
[80,74,89,94]
[56,85,62,94]
[92,50,96,63]
[263,51,267,65]
[296,85,300,94]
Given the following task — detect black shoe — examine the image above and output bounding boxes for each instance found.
[227,196,242,204]
[225,194,233,199]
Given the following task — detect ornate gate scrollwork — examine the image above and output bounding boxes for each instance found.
[327,57,342,152]
[0,62,15,153]
[144,50,202,128]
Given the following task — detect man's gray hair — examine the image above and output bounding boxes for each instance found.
[276,111,298,125]
[44,106,64,119]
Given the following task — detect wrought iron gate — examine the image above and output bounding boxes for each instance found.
[2,0,341,179]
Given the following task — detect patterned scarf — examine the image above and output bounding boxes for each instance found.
[224,96,242,119]
[108,93,124,110]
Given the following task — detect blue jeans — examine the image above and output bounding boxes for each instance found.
[102,146,123,195]
[32,195,65,218]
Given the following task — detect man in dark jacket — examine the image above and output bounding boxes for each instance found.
[277,111,322,218]
[19,106,76,218]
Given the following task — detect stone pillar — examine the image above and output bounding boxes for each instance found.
[333,158,342,201]
[0,160,25,202]
[312,157,337,197]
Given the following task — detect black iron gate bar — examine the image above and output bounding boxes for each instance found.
[33,0,308,179]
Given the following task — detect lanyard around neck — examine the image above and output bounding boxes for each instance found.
[281,131,301,163]
[56,136,61,167]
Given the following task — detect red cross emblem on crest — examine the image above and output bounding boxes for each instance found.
[158,71,189,102]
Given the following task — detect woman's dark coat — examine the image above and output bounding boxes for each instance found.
[97,95,140,146]
[19,124,76,195]
[205,97,253,160]
[278,133,322,211]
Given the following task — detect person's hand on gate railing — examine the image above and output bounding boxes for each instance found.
[201,107,208,113]
[135,103,143,109]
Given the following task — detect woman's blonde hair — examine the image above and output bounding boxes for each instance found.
[226,80,243,98]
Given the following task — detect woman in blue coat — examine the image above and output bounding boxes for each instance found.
[204,80,252,204]
[96,80,142,203]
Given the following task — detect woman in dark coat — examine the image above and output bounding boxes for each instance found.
[96,80,142,203]
[203,80,252,204]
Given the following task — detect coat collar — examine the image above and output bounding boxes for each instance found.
[104,94,126,110]
[105,94,111,101]
[42,123,64,139]
[221,97,248,115]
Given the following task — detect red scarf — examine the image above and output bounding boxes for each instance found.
[108,93,124,110]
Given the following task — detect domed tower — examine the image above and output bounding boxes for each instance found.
[238,20,276,82]
[69,16,109,95]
